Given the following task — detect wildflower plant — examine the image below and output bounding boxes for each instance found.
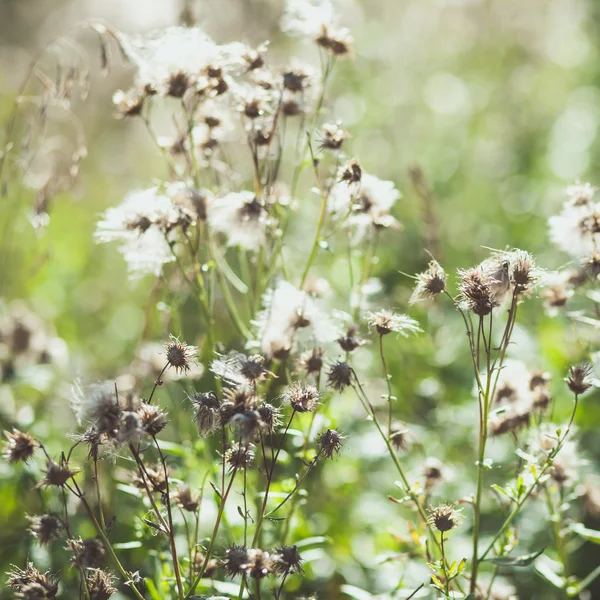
[1,1,599,600]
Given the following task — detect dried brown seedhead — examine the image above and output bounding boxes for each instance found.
[3,429,37,463]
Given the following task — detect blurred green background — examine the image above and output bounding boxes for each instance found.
[1,0,600,598]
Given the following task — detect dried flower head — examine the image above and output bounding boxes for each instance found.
[458,267,495,316]
[117,411,144,445]
[282,65,312,92]
[423,457,445,490]
[86,568,117,600]
[318,122,348,151]
[27,514,63,546]
[566,363,594,395]
[488,408,531,437]
[112,88,144,117]
[38,459,77,488]
[225,443,255,471]
[3,429,37,463]
[137,404,168,436]
[327,361,353,391]
[223,544,250,578]
[229,410,264,442]
[428,504,461,533]
[317,428,344,459]
[390,422,411,452]
[173,485,200,512]
[297,347,325,376]
[192,391,221,435]
[257,403,282,432]
[284,382,320,412]
[211,352,270,386]
[338,158,362,184]
[365,310,422,337]
[315,24,353,56]
[410,260,447,304]
[71,537,106,568]
[336,325,365,352]
[7,562,59,598]
[273,545,304,574]
[133,464,168,494]
[246,548,275,578]
[164,335,198,374]
[509,250,540,292]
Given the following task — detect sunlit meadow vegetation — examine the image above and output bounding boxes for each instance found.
[1,1,600,599]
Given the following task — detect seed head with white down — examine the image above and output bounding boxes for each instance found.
[250,280,339,359]
[209,191,270,251]
[329,172,402,238]
[95,187,192,278]
[117,26,255,96]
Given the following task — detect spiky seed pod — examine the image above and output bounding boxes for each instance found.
[86,568,117,600]
[273,545,304,574]
[132,465,168,494]
[3,429,37,463]
[510,250,539,292]
[27,514,63,546]
[173,485,200,512]
[409,260,447,304]
[285,382,320,413]
[297,347,325,376]
[164,336,198,374]
[38,460,77,488]
[223,544,249,578]
[7,562,59,598]
[428,504,461,533]
[336,325,365,352]
[566,364,594,395]
[71,538,106,568]
[327,361,353,391]
[458,268,494,316]
[225,443,255,471]
[317,429,344,459]
[117,411,144,444]
[74,427,104,461]
[229,409,264,442]
[192,391,220,435]
[257,403,282,432]
[338,158,362,184]
[137,404,168,436]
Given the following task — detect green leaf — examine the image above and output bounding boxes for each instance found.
[295,535,330,549]
[113,541,143,550]
[340,585,373,600]
[144,579,162,600]
[485,547,545,566]
[569,522,600,544]
[534,557,564,589]
[491,484,516,503]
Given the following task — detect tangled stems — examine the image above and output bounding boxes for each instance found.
[67,477,146,600]
[186,465,240,598]
[479,394,579,564]
[350,373,443,558]
[469,290,520,594]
